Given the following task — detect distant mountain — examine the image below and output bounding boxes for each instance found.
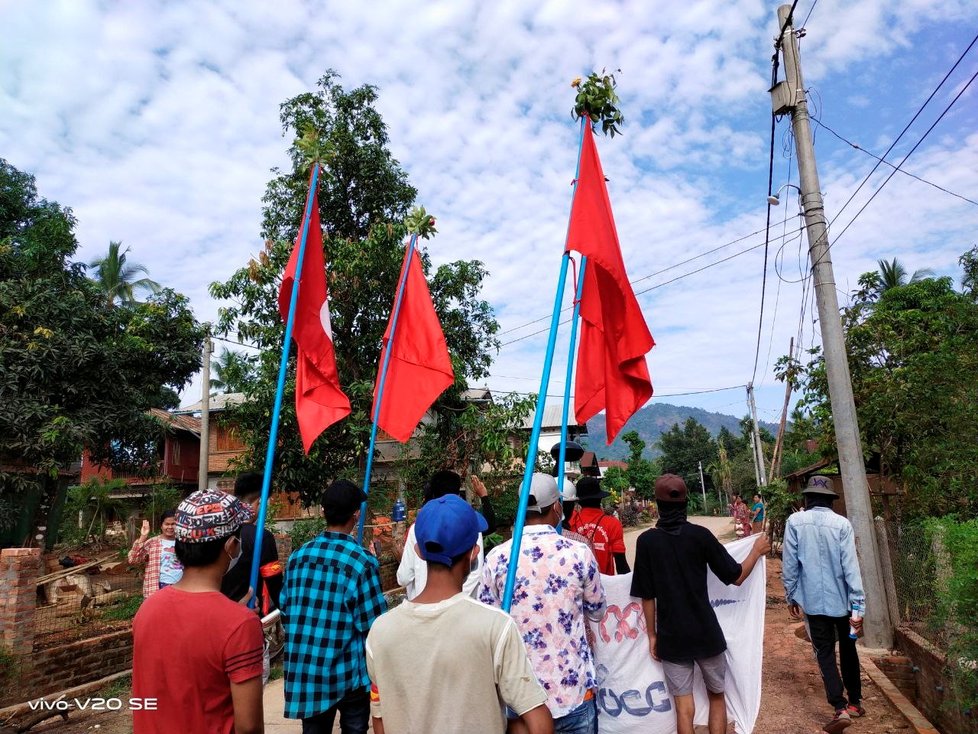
[580,403,779,460]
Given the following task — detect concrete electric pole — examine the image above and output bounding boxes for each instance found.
[772,4,893,648]
[746,383,767,487]
[198,331,212,492]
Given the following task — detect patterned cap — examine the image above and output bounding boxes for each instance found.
[174,489,254,543]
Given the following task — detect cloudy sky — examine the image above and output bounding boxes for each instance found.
[2,0,976,430]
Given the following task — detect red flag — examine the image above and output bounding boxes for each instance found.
[566,125,655,443]
[278,180,351,453]
[372,247,454,443]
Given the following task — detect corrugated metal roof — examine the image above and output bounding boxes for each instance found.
[520,404,585,431]
[175,392,246,414]
[149,408,201,435]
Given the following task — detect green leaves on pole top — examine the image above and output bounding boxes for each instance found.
[404,206,437,240]
[296,125,335,167]
[572,69,624,137]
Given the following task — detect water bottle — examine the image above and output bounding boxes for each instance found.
[392,498,406,523]
[849,601,864,639]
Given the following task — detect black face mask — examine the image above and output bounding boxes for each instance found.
[656,501,688,535]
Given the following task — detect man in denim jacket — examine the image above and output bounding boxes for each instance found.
[782,475,866,734]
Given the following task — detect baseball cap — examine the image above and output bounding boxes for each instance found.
[174,489,254,543]
[802,475,838,497]
[561,478,578,502]
[526,473,560,513]
[321,479,368,515]
[654,474,689,503]
[414,494,488,565]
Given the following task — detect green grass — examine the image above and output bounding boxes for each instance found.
[100,594,142,621]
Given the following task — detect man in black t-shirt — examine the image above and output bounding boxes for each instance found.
[631,474,769,734]
[221,472,283,613]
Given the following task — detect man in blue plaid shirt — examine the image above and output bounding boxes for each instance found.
[282,479,387,733]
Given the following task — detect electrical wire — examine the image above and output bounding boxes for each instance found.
[811,116,978,208]
[807,32,978,268]
[484,384,746,401]
[800,0,819,32]
[496,224,781,337]
[822,65,978,256]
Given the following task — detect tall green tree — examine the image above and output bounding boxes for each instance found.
[209,73,508,505]
[619,430,658,498]
[88,240,161,306]
[796,263,978,517]
[960,245,978,300]
[0,160,204,543]
[210,347,256,395]
[658,418,717,492]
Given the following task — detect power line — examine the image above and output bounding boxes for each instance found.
[498,226,805,349]
[497,224,778,337]
[799,0,819,31]
[827,66,978,250]
[808,32,978,268]
[812,116,978,208]
[484,384,746,400]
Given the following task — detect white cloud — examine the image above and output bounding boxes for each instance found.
[1,0,976,429]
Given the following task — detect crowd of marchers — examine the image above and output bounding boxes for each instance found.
[124,467,865,734]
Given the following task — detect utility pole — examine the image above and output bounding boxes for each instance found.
[769,337,795,481]
[698,461,707,512]
[773,4,893,648]
[746,383,767,486]
[198,330,212,491]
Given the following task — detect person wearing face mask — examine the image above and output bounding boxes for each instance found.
[132,489,264,734]
[478,474,606,734]
[221,471,284,613]
[128,509,182,598]
[281,479,387,734]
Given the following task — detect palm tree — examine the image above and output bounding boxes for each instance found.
[210,348,256,395]
[876,258,934,292]
[89,241,161,306]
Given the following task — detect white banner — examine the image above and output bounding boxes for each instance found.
[589,535,765,734]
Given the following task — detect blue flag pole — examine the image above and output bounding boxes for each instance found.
[501,117,588,612]
[247,163,321,606]
[555,254,587,532]
[356,234,420,544]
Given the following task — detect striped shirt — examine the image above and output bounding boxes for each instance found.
[281,530,387,719]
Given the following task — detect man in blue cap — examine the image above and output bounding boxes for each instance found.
[366,494,553,734]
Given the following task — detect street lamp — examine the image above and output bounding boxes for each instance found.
[767,183,803,209]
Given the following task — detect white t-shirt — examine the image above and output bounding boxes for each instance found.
[366,593,546,733]
[158,538,183,586]
[396,523,484,600]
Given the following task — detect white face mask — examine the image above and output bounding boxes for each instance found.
[225,537,242,574]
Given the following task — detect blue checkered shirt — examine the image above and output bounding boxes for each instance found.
[281,530,387,719]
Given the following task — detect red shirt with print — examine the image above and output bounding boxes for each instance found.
[569,507,626,575]
[133,587,263,734]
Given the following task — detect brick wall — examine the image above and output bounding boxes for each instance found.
[0,548,41,656]
[873,654,917,702]
[0,629,133,708]
[895,626,978,734]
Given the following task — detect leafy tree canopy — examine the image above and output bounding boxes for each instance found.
[794,258,978,517]
[657,417,717,492]
[209,72,517,506]
[0,159,205,491]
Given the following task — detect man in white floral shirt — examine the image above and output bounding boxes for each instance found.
[479,474,606,734]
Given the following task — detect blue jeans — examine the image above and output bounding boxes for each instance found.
[555,698,598,734]
[301,689,369,734]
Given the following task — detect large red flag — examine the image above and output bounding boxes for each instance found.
[278,182,351,453]
[372,247,454,443]
[566,125,655,443]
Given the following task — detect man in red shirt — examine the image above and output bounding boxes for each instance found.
[132,489,264,734]
[569,477,630,575]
